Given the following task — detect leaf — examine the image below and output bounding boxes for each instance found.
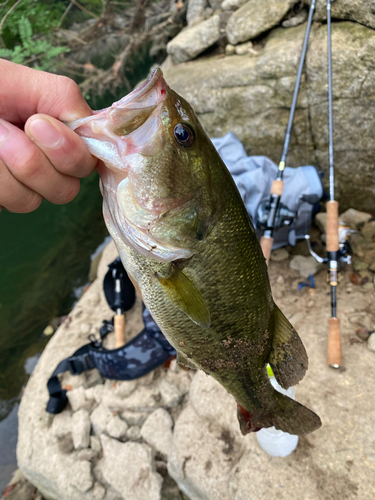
[18,16,32,44]
[0,48,13,58]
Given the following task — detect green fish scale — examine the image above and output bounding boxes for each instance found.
[120,172,277,413]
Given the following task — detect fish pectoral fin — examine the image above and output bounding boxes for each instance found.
[267,305,308,389]
[176,351,199,370]
[156,265,211,329]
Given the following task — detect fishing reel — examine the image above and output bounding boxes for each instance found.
[256,200,296,231]
[305,223,355,267]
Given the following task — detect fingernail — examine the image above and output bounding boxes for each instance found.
[28,117,62,148]
[0,121,9,145]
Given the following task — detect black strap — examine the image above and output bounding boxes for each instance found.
[46,325,176,414]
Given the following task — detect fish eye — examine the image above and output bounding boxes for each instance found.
[173,123,194,147]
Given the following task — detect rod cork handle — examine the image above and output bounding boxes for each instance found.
[270,180,284,196]
[326,200,339,252]
[260,236,274,265]
[114,314,126,348]
[327,317,342,367]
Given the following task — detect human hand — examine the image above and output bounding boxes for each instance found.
[0,59,98,213]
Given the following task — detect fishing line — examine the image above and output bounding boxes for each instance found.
[260,0,317,263]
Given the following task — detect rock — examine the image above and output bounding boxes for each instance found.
[369,261,375,273]
[90,404,114,435]
[290,255,323,278]
[99,436,163,500]
[339,208,372,229]
[270,247,289,262]
[226,0,295,45]
[361,221,375,240]
[367,333,375,352]
[90,435,102,453]
[187,0,207,25]
[167,15,221,64]
[141,408,174,456]
[126,425,142,441]
[159,379,181,407]
[235,41,253,55]
[353,260,369,272]
[168,404,243,500]
[315,0,375,30]
[282,9,307,27]
[67,386,94,412]
[356,328,370,342]
[72,409,91,450]
[315,212,327,234]
[276,275,285,285]
[164,21,375,212]
[225,43,236,55]
[71,460,94,493]
[76,448,98,461]
[122,410,150,427]
[92,482,106,500]
[221,0,247,11]
[204,6,214,18]
[51,410,72,438]
[106,415,128,440]
[208,0,222,9]
[57,433,75,454]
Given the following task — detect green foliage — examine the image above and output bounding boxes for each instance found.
[0,16,69,70]
[0,0,103,71]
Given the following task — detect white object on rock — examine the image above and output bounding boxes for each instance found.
[100,435,163,500]
[159,380,181,407]
[72,409,91,449]
[167,15,221,64]
[256,377,299,457]
[141,408,174,456]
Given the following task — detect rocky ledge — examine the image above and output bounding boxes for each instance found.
[16,228,375,500]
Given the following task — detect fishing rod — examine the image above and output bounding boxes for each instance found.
[260,0,317,264]
[325,0,342,368]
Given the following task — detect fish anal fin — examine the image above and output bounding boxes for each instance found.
[156,265,211,329]
[267,305,308,389]
[177,351,199,370]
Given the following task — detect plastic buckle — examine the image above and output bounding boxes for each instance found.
[68,355,92,375]
[88,334,102,349]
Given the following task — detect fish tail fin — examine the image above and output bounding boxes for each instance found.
[267,305,308,389]
[237,392,321,436]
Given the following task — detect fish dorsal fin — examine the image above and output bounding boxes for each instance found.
[176,352,199,370]
[267,305,308,389]
[156,265,211,329]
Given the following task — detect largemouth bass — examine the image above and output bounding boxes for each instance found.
[70,69,321,436]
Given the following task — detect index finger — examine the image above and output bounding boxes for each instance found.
[0,60,92,124]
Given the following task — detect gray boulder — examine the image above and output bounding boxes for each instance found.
[166,15,221,63]
[314,0,375,30]
[226,0,296,45]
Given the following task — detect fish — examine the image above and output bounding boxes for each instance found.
[69,68,321,436]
